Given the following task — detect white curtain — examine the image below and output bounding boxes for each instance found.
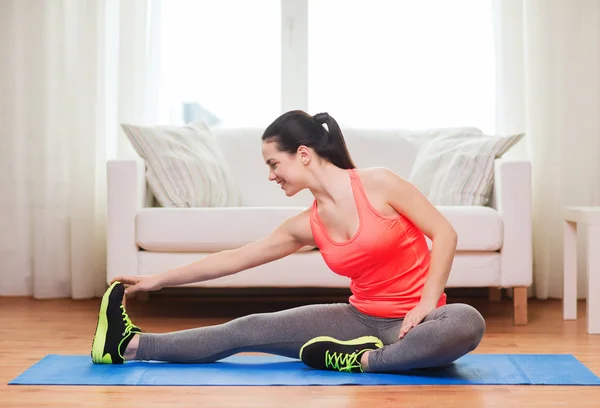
[0,0,160,298]
[493,0,600,299]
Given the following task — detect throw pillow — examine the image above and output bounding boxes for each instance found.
[408,132,524,206]
[121,121,242,207]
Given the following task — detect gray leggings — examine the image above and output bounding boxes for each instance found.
[135,302,485,373]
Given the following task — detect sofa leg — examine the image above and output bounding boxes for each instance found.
[489,287,502,302]
[513,287,528,325]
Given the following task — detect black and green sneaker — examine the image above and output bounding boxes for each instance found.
[299,335,383,373]
[91,281,142,364]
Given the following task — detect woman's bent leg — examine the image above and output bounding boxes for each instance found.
[366,303,486,372]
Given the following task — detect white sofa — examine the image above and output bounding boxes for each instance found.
[107,128,532,324]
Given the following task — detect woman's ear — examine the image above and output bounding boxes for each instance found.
[297,145,311,165]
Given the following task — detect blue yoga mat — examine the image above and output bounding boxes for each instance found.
[9,354,600,386]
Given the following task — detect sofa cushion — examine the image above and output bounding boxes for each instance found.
[136,206,502,252]
[121,121,242,208]
[428,206,503,251]
[136,207,311,252]
[409,131,524,206]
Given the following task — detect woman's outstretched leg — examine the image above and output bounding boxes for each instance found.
[91,282,381,364]
[132,304,379,363]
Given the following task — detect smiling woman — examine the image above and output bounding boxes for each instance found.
[91,109,485,375]
[261,111,356,197]
[262,110,356,182]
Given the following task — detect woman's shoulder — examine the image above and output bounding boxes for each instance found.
[355,167,406,186]
[355,167,417,199]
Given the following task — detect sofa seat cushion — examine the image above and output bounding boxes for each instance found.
[136,205,502,252]
[434,206,503,251]
[136,207,311,252]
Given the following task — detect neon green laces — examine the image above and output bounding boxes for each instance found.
[120,304,136,336]
[117,305,139,359]
[324,350,365,373]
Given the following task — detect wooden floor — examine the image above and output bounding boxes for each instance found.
[1,294,599,408]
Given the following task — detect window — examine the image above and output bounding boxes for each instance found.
[157,0,281,127]
[308,0,495,131]
[158,0,495,132]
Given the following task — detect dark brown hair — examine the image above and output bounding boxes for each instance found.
[261,110,356,169]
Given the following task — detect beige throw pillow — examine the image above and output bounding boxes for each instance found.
[121,121,241,207]
[409,132,524,206]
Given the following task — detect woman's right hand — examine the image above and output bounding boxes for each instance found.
[110,275,164,295]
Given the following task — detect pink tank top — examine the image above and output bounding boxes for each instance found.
[309,169,446,318]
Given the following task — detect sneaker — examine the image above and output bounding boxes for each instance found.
[91,281,142,364]
[299,335,383,373]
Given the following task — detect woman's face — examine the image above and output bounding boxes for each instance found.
[261,140,309,197]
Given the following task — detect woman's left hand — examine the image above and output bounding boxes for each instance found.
[398,302,436,339]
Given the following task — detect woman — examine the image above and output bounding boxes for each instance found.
[91,110,485,373]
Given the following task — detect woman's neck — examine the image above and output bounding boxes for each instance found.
[307,163,353,207]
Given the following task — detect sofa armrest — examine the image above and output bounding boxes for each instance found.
[106,157,153,284]
[490,159,533,287]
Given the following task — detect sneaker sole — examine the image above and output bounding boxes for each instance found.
[299,335,384,360]
[91,281,120,364]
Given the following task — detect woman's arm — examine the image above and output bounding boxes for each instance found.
[378,168,458,306]
[115,209,315,294]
